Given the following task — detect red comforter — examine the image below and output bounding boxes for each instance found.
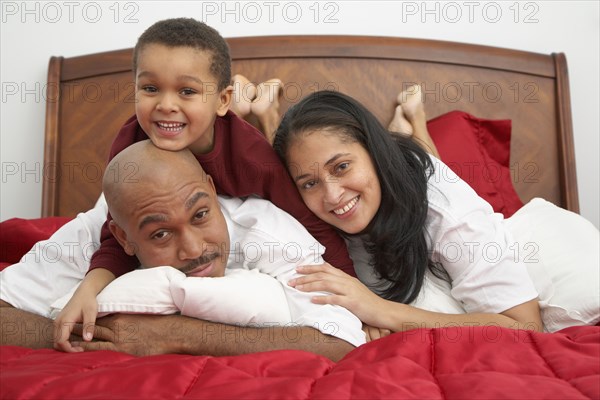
[1,218,599,399]
[2,325,599,399]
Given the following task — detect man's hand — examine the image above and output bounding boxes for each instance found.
[73,313,179,356]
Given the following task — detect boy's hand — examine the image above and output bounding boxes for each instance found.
[53,267,115,352]
[54,287,98,352]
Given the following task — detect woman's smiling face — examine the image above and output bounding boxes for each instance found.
[286,129,382,235]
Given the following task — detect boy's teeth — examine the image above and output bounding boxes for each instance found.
[333,196,359,215]
[157,122,184,131]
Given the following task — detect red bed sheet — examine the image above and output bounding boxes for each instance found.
[1,325,599,399]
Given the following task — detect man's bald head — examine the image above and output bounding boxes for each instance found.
[102,140,209,225]
[102,140,230,276]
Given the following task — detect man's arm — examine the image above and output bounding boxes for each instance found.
[1,300,55,348]
[78,313,354,362]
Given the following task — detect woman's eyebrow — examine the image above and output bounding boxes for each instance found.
[324,153,350,167]
[293,153,350,182]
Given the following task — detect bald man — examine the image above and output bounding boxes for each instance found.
[1,141,364,361]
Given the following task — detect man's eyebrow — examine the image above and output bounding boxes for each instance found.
[139,214,168,230]
[293,153,350,182]
[185,192,209,211]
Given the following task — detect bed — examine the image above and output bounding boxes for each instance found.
[1,35,598,399]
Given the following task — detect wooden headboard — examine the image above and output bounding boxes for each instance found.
[42,35,578,217]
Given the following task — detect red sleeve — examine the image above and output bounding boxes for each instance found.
[198,112,356,277]
[89,115,146,277]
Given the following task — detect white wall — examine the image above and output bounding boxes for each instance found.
[1,0,598,228]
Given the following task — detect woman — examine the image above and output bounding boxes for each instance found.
[273,90,543,340]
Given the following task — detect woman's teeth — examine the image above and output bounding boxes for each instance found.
[333,196,359,215]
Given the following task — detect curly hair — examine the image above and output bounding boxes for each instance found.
[273,90,444,304]
[133,18,231,90]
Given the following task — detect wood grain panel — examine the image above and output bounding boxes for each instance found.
[41,36,577,217]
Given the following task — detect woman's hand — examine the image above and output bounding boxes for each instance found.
[289,263,390,328]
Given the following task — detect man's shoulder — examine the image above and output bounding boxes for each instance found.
[218,196,313,241]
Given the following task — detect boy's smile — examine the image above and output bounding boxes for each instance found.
[135,44,232,156]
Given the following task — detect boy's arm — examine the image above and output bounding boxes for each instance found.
[78,313,354,362]
[54,268,115,352]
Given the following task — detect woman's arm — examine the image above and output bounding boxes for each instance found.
[290,264,543,332]
[378,299,542,332]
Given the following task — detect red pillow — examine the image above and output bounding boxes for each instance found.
[427,111,523,217]
[0,217,72,267]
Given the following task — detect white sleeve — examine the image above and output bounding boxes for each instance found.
[223,197,366,347]
[1,199,107,318]
[427,160,538,314]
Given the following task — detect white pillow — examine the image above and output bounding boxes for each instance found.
[504,198,600,332]
[50,267,292,326]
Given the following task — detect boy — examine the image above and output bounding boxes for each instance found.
[55,18,355,351]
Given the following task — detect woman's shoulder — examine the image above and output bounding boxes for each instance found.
[426,156,496,229]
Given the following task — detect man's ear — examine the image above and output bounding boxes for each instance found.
[206,174,216,194]
[216,85,233,116]
[108,220,136,256]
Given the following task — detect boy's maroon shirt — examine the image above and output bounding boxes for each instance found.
[90,111,356,277]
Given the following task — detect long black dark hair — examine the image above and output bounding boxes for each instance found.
[273,90,440,304]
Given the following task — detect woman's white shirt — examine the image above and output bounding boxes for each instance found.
[346,156,538,315]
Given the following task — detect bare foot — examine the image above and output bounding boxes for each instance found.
[392,84,440,158]
[396,84,425,123]
[251,78,283,144]
[388,105,413,135]
[230,74,256,118]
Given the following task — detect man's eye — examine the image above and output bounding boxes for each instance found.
[152,231,169,240]
[194,210,208,220]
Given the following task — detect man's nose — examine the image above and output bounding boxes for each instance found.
[178,229,203,261]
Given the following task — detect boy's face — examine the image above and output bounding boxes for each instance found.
[109,168,230,278]
[135,44,232,155]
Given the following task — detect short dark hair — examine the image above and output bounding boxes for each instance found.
[133,18,231,90]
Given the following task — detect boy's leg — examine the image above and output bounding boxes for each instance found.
[251,79,283,145]
[389,85,440,158]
